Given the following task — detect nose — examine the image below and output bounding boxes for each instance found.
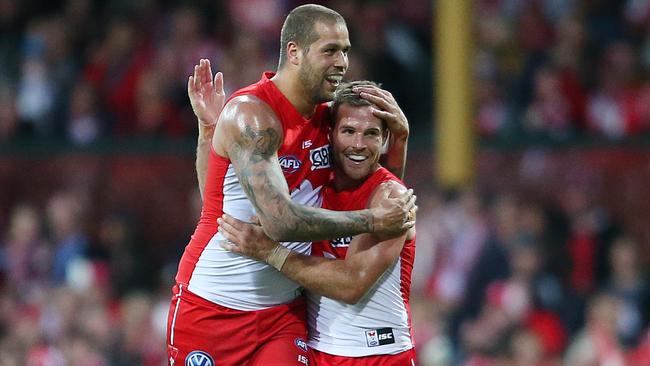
[352,132,364,149]
[333,50,348,70]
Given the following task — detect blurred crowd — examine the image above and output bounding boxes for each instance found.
[0,0,430,145]
[474,0,650,140]
[0,190,171,365]
[412,181,650,366]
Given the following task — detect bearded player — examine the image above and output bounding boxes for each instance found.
[168,5,414,366]
[219,81,417,365]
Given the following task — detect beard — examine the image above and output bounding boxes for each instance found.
[298,60,334,104]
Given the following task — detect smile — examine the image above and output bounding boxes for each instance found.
[325,74,343,86]
[346,154,368,162]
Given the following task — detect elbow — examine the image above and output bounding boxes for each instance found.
[338,275,369,304]
[341,293,362,305]
[339,286,366,305]
[257,201,303,241]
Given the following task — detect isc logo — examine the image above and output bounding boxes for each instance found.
[365,328,395,347]
[298,354,309,365]
[310,145,331,170]
[279,155,302,173]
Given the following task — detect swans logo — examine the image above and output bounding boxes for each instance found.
[185,351,214,366]
[295,338,308,352]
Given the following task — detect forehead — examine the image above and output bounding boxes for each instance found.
[312,21,350,46]
[334,104,382,130]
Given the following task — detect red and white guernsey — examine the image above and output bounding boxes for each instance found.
[308,167,416,357]
[175,72,332,310]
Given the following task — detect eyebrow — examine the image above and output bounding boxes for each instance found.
[322,42,351,50]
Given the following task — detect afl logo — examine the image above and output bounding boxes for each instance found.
[185,351,214,366]
[279,155,302,173]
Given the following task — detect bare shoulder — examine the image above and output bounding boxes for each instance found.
[219,95,282,131]
[368,180,407,208]
[215,95,283,157]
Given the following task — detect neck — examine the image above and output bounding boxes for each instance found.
[271,69,318,118]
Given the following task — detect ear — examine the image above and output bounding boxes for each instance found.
[287,41,301,66]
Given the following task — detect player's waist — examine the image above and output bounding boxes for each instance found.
[307,291,410,326]
[172,283,307,314]
[308,326,413,357]
[185,235,311,310]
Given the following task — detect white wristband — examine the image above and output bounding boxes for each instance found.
[266,245,291,271]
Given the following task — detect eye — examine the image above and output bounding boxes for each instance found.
[365,130,381,137]
[341,128,355,135]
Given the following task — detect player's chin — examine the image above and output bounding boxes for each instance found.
[316,90,335,103]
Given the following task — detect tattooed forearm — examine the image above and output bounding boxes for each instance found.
[281,204,373,242]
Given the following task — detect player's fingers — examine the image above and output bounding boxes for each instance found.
[249,215,261,225]
[357,91,392,111]
[396,189,415,207]
[217,225,237,243]
[193,65,201,90]
[406,206,417,222]
[214,71,224,95]
[198,59,205,85]
[402,219,416,230]
[217,216,241,241]
[403,195,417,214]
[188,75,194,94]
[353,86,394,103]
[370,108,394,120]
[204,59,213,86]
[219,239,240,253]
[221,213,248,231]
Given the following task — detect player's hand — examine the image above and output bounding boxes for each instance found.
[218,214,279,261]
[369,182,417,236]
[353,85,409,140]
[188,58,226,127]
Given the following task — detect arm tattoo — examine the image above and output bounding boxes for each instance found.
[285,204,372,241]
[243,125,280,162]
[230,122,372,241]
[230,124,282,215]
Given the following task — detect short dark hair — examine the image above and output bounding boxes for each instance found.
[278,4,345,69]
[331,80,381,120]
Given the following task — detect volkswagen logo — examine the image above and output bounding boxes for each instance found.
[185,351,214,366]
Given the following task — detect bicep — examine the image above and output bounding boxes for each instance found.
[343,181,410,275]
[228,125,290,215]
[344,232,407,287]
[219,98,292,221]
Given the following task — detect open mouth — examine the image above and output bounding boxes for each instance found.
[345,154,368,163]
[325,74,342,87]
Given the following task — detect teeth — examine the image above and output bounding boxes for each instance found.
[326,75,343,84]
[347,155,367,162]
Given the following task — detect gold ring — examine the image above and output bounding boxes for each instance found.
[407,211,414,222]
